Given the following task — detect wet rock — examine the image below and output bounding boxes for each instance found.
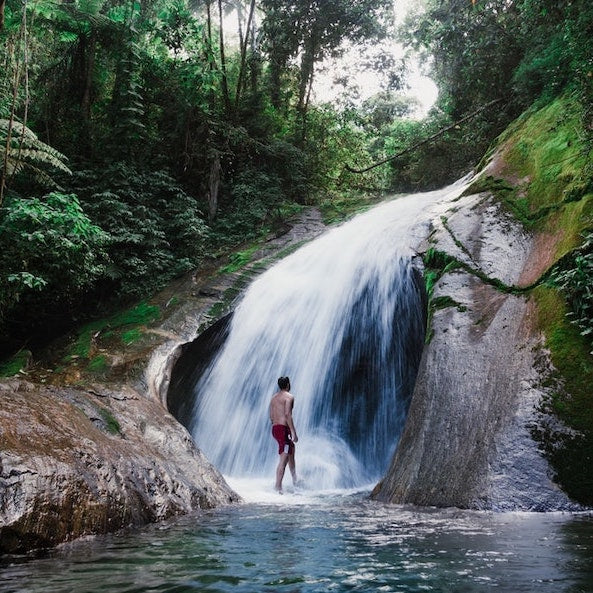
[373,191,578,510]
[0,208,327,555]
[0,384,239,554]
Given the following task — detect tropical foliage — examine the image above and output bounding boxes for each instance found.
[1,0,593,357]
[0,192,108,341]
[0,0,397,355]
[553,233,593,345]
[394,0,593,187]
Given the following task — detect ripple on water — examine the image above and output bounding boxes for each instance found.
[1,492,593,593]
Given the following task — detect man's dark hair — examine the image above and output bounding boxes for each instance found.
[278,376,290,390]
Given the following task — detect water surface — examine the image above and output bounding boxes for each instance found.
[2,484,592,593]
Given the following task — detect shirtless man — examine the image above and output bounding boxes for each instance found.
[269,376,298,493]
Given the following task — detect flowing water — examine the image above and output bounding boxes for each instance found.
[187,184,463,490]
[4,184,593,591]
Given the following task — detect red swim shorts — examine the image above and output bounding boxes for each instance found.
[272,424,294,455]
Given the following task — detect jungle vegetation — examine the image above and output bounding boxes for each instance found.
[1,0,592,360]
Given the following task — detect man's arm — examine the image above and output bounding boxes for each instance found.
[285,396,298,442]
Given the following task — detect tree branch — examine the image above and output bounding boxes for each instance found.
[345,98,505,174]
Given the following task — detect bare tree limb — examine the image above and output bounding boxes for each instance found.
[345,98,505,175]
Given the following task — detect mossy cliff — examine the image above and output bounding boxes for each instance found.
[476,97,593,505]
[374,94,593,508]
[474,95,593,504]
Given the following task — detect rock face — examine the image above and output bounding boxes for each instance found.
[0,208,327,555]
[373,189,577,510]
[0,379,239,554]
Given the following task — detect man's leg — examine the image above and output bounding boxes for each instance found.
[275,452,289,492]
[288,448,297,485]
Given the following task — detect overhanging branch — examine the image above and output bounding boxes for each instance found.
[345,98,505,175]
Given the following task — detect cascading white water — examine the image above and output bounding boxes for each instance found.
[189,183,467,490]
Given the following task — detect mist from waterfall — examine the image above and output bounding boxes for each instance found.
[188,183,467,490]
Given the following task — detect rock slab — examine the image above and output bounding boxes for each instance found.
[373,191,576,510]
[0,380,238,554]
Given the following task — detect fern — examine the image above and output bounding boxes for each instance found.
[0,119,72,187]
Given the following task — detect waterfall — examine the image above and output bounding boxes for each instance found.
[188,184,466,490]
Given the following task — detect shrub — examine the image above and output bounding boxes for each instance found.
[70,164,210,299]
[0,192,108,318]
[552,232,593,347]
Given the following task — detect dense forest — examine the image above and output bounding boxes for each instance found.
[1,0,592,361]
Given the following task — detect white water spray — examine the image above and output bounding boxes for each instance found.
[189,183,467,491]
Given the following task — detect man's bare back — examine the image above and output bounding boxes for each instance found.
[269,390,298,441]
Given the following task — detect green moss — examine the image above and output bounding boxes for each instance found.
[88,355,108,373]
[98,407,121,435]
[0,350,32,377]
[275,202,306,220]
[463,175,515,197]
[219,245,259,274]
[432,295,462,311]
[121,328,143,345]
[65,321,105,360]
[423,269,439,300]
[496,96,591,233]
[423,247,461,293]
[505,99,586,206]
[207,278,250,320]
[62,301,160,365]
[422,248,465,343]
[535,287,593,420]
[109,302,160,328]
[533,285,593,504]
[319,191,387,225]
[423,247,531,296]
[469,97,593,267]
[543,194,593,258]
[422,247,462,304]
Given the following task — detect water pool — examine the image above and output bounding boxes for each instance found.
[2,483,592,593]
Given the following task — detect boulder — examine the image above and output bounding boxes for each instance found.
[0,380,238,554]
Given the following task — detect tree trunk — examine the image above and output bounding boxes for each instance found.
[206,0,214,66]
[81,32,97,122]
[217,0,232,114]
[236,0,244,54]
[0,0,6,31]
[297,27,316,117]
[249,14,259,94]
[234,0,256,110]
[208,154,222,222]
[268,58,282,109]
[299,62,314,143]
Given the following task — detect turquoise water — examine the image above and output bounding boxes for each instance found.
[2,485,592,593]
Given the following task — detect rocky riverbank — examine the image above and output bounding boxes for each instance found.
[0,209,327,554]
